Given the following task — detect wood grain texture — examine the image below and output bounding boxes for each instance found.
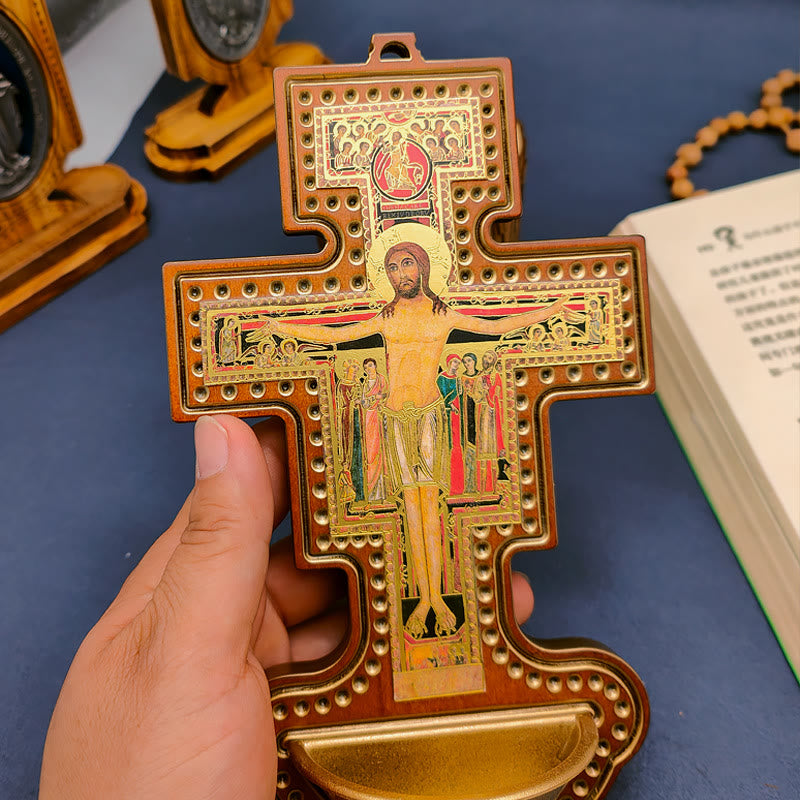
[146,0,327,180]
[0,0,148,334]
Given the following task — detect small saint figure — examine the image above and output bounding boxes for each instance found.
[368,121,388,149]
[336,360,365,503]
[279,338,302,366]
[437,353,465,495]
[353,140,372,170]
[218,317,241,364]
[586,296,604,344]
[409,121,427,142]
[526,323,549,352]
[425,136,447,163]
[460,352,480,494]
[432,118,447,146]
[448,118,465,149]
[360,357,389,502]
[550,320,573,350]
[476,349,505,494]
[332,123,348,156]
[253,338,278,369]
[335,140,354,170]
[445,135,464,162]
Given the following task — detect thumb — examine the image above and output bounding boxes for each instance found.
[151,414,274,657]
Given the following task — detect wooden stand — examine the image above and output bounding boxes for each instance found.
[146,1,327,179]
[0,1,147,334]
[0,165,148,332]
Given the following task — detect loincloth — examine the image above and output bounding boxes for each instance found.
[383,400,449,489]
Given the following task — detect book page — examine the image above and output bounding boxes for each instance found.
[620,171,800,540]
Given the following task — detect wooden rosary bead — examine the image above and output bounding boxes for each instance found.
[749,108,769,128]
[671,177,694,199]
[676,142,703,166]
[727,111,749,130]
[768,106,794,127]
[709,116,730,135]
[696,127,718,147]
[667,69,798,200]
[666,162,688,181]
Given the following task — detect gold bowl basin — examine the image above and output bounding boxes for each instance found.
[284,704,598,800]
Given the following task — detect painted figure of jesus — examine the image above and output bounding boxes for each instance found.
[260,237,565,638]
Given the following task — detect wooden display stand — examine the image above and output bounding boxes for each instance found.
[0,0,147,335]
[163,34,654,800]
[146,0,328,179]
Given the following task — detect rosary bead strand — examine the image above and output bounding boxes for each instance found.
[667,71,799,199]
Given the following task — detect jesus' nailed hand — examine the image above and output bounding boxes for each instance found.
[259,239,566,638]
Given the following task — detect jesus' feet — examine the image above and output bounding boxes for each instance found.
[432,597,457,636]
[405,600,430,639]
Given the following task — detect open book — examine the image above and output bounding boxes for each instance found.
[613,171,800,680]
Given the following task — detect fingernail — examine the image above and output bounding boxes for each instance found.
[195,416,229,479]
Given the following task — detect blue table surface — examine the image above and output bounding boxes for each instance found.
[2,1,799,798]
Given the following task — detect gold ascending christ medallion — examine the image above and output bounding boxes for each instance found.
[164,33,653,800]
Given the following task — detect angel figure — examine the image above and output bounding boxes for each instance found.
[335,140,354,170]
[526,323,550,352]
[353,140,372,169]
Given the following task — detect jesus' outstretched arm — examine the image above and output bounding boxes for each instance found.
[451,295,568,337]
[256,311,384,345]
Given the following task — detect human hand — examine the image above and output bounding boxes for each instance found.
[39,416,346,800]
[40,415,534,800]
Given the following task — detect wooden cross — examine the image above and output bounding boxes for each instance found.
[164,34,653,800]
